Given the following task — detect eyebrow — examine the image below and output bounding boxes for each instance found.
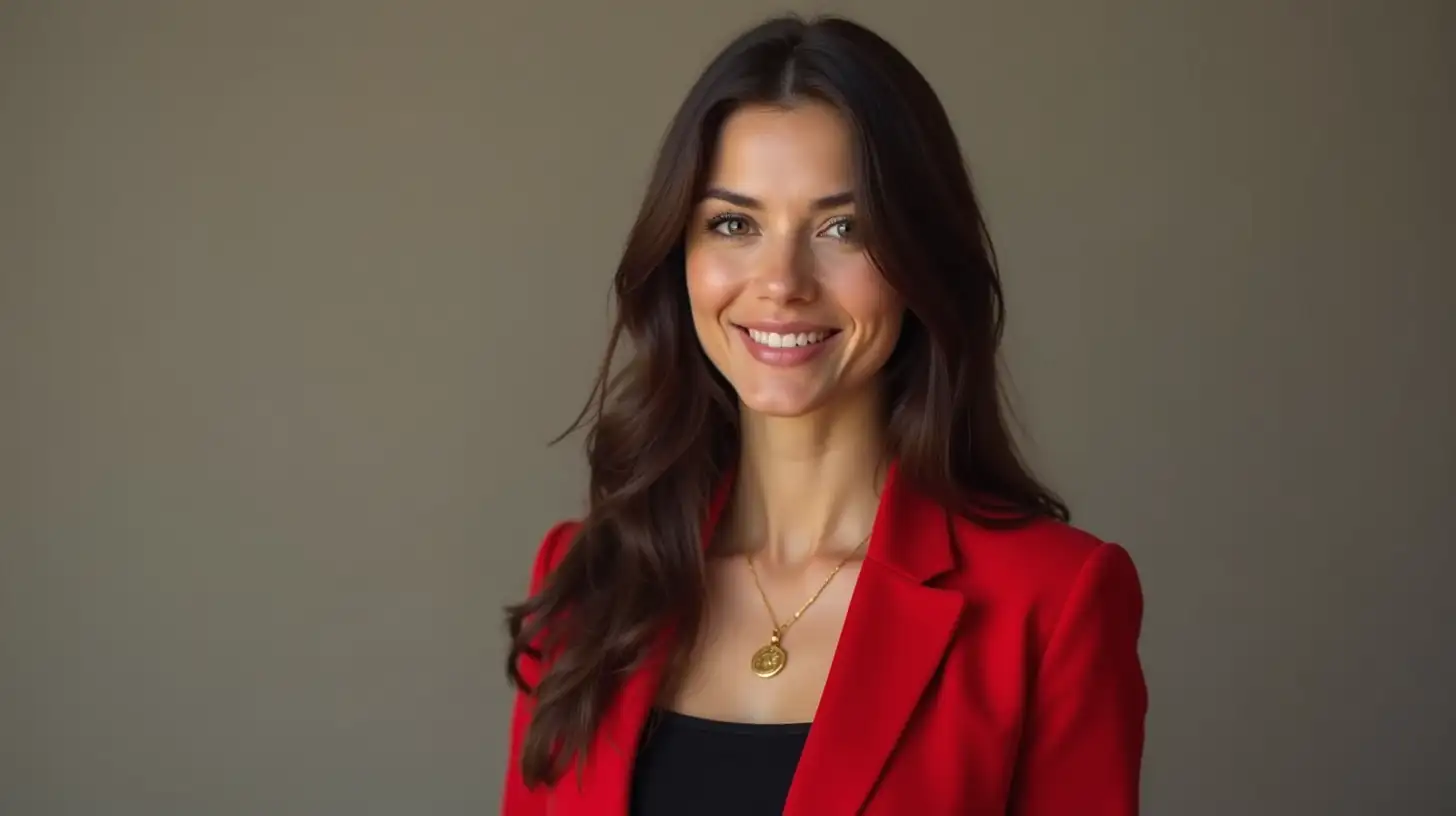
[702,187,855,211]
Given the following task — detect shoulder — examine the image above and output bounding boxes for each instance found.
[524,519,581,594]
[508,520,582,687]
[945,513,1144,648]
[947,513,1132,591]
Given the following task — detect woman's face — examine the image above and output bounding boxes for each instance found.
[685,101,904,419]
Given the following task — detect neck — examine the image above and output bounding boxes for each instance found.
[724,385,888,567]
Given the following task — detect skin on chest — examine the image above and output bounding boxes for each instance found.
[659,557,863,724]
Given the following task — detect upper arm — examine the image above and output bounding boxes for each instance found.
[500,520,580,815]
[1010,542,1148,815]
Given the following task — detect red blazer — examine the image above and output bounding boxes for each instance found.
[502,462,1147,815]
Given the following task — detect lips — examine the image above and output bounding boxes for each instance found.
[733,324,841,367]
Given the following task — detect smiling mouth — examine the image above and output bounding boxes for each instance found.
[739,326,840,349]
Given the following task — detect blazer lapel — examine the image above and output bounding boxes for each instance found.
[547,650,663,815]
[550,471,736,816]
[784,462,965,816]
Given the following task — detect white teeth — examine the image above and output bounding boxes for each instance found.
[747,328,831,348]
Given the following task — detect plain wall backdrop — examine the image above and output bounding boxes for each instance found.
[2,1,1452,814]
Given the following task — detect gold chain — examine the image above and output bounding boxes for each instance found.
[744,534,869,678]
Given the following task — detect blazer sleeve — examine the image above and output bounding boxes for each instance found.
[500,521,577,816]
[1009,542,1149,816]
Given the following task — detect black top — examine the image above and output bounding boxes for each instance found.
[629,708,810,816]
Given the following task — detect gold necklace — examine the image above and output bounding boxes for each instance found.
[744,535,869,678]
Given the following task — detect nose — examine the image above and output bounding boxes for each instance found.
[753,234,817,304]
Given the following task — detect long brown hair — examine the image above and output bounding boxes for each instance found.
[504,13,1068,787]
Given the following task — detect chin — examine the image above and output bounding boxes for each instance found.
[735,386,831,419]
[741,401,820,419]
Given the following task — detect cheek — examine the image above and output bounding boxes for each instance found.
[685,248,741,337]
[827,259,904,342]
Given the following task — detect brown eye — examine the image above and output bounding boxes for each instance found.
[822,216,856,241]
[709,215,753,237]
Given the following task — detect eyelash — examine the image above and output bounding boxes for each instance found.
[705,213,753,237]
[704,213,857,241]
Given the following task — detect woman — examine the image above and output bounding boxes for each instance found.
[502,13,1146,816]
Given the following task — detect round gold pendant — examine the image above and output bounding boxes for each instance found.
[751,642,788,678]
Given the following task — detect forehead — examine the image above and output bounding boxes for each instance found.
[705,101,855,199]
